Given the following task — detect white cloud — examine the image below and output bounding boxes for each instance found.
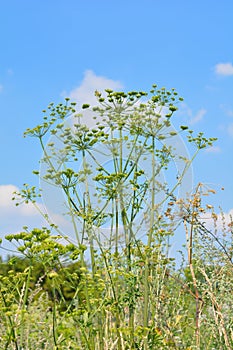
[190,108,206,125]
[215,62,233,76]
[178,103,206,125]
[0,185,17,208]
[64,70,123,106]
[178,103,192,118]
[205,146,221,154]
[227,123,233,137]
[219,104,233,118]
[60,70,124,129]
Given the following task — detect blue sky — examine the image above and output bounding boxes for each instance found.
[0,0,233,255]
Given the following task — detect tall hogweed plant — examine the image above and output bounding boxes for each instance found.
[1,85,232,349]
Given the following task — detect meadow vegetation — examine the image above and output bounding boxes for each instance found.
[0,86,232,349]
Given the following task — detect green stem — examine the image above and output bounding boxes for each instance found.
[0,287,19,350]
[143,137,156,349]
[19,264,32,348]
[82,149,96,276]
[51,285,58,349]
[65,189,81,245]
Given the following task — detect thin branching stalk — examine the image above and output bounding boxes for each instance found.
[185,218,201,349]
[143,136,156,347]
